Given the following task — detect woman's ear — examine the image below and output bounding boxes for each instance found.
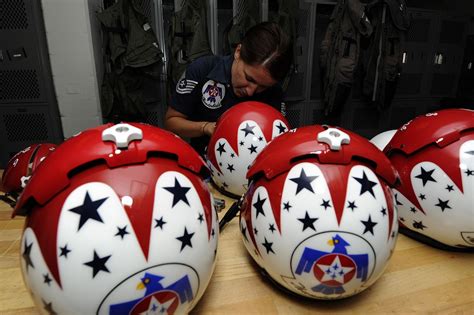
[234,44,242,60]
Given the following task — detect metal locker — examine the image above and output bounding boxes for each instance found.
[429,15,467,97]
[0,0,63,168]
[397,10,434,97]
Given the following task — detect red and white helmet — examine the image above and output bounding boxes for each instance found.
[206,101,290,198]
[1,143,56,206]
[384,109,474,251]
[370,130,397,151]
[13,123,218,314]
[240,125,399,299]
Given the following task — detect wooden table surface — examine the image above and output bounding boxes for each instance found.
[1,173,473,314]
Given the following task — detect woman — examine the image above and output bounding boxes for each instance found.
[164,21,292,155]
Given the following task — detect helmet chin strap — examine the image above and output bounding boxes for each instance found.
[219,195,244,232]
[0,193,17,208]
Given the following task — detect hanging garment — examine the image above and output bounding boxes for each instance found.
[97,0,163,121]
[361,0,410,110]
[222,0,298,92]
[320,0,409,115]
[222,0,259,55]
[320,0,373,115]
[270,0,299,92]
[168,0,213,85]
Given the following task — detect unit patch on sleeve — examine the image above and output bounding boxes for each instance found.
[202,80,225,109]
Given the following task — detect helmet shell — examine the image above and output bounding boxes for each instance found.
[1,143,56,195]
[14,123,218,314]
[370,130,397,151]
[240,125,399,299]
[206,101,290,198]
[385,109,474,250]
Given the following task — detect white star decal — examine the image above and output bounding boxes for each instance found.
[317,256,354,284]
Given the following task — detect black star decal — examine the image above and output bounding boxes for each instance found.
[415,166,437,186]
[59,244,71,258]
[84,250,111,278]
[435,198,451,212]
[43,300,57,315]
[466,150,474,155]
[241,123,256,137]
[258,136,263,141]
[43,273,52,286]
[248,144,258,154]
[176,227,194,251]
[269,223,276,233]
[410,207,417,213]
[22,240,34,271]
[262,237,275,254]
[254,227,258,235]
[276,122,287,133]
[230,153,235,158]
[321,199,331,210]
[154,217,166,229]
[239,141,245,146]
[400,217,406,222]
[241,225,248,241]
[211,228,215,237]
[347,201,357,211]
[253,193,266,218]
[419,193,426,200]
[298,211,318,231]
[283,201,292,211]
[115,225,129,239]
[353,171,378,198]
[465,169,474,176]
[216,142,226,156]
[198,213,204,223]
[227,163,235,173]
[164,178,191,207]
[290,169,317,195]
[361,215,378,235]
[69,191,108,231]
[445,185,454,192]
[381,207,387,216]
[413,220,427,230]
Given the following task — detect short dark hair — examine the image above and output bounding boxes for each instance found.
[240,22,292,82]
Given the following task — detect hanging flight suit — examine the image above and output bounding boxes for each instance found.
[168,0,213,86]
[97,0,163,122]
[222,0,259,55]
[361,0,410,110]
[223,0,298,94]
[320,0,373,115]
[320,0,409,115]
[269,0,299,92]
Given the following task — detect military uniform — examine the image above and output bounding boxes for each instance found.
[170,55,284,155]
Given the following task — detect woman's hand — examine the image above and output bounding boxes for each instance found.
[201,122,216,137]
[165,106,216,138]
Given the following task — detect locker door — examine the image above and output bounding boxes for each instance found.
[0,0,63,168]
